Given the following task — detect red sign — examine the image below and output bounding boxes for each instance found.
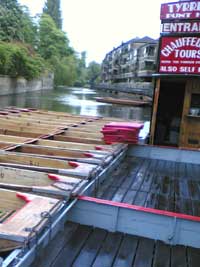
[161,21,200,33]
[159,36,200,74]
[161,1,200,20]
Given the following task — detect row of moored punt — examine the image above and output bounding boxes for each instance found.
[0,107,129,253]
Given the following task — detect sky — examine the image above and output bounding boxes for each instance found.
[18,0,170,64]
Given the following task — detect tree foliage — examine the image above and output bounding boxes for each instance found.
[20,6,38,46]
[38,14,76,85]
[0,42,45,80]
[54,55,77,86]
[74,51,87,87]
[0,0,101,87]
[87,61,101,85]
[38,14,72,60]
[43,0,62,29]
[0,0,24,41]
[0,0,36,46]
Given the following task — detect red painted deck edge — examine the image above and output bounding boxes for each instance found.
[78,195,200,223]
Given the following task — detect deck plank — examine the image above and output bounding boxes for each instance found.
[112,187,128,202]
[133,191,148,206]
[31,222,79,267]
[72,228,107,267]
[96,156,200,217]
[101,186,118,200]
[30,222,200,267]
[133,238,154,267]
[153,241,170,267]
[171,245,187,267]
[112,234,138,267]
[122,190,137,204]
[130,159,151,191]
[51,225,91,267]
[92,232,122,267]
[188,247,200,267]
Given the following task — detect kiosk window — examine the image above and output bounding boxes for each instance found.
[189,94,200,116]
[191,94,200,108]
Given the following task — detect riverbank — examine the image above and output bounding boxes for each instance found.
[0,74,54,96]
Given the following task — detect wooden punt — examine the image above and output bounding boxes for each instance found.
[62,129,103,139]
[0,128,105,144]
[0,166,87,198]
[0,118,61,131]
[4,108,130,123]
[0,134,120,154]
[0,152,96,179]
[53,134,105,145]
[0,115,72,128]
[0,123,61,134]
[70,124,106,132]
[0,189,61,252]
[0,126,63,139]
[95,96,151,106]
[31,139,115,152]
[7,109,127,124]
[10,112,100,124]
[0,135,32,144]
[0,119,112,140]
[0,113,99,127]
[26,109,102,120]
[6,144,113,165]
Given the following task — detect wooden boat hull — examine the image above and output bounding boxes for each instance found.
[0,152,97,178]
[0,166,87,198]
[0,107,129,254]
[0,189,61,252]
[7,144,112,166]
[95,97,151,106]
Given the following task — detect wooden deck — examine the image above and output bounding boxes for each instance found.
[30,221,200,267]
[29,155,200,267]
[94,156,200,216]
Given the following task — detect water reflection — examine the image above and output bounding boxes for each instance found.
[0,87,151,121]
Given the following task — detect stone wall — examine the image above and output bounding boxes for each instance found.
[0,73,54,96]
[94,82,154,96]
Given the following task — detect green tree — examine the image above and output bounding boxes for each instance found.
[20,6,38,47]
[38,14,77,85]
[43,0,62,29]
[74,51,87,86]
[38,14,72,60]
[54,55,77,86]
[0,0,24,41]
[87,61,101,85]
[0,42,45,80]
[0,0,37,46]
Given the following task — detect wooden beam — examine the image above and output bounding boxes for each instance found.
[150,79,160,145]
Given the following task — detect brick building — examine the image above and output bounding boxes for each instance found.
[101,36,158,84]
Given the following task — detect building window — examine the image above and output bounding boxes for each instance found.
[189,94,200,116]
[145,46,155,56]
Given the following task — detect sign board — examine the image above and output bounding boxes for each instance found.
[160,1,200,20]
[159,36,200,74]
[161,21,200,33]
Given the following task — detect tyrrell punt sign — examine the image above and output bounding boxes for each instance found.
[161,1,200,20]
[159,36,200,74]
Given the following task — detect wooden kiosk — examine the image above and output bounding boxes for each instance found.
[150,1,200,149]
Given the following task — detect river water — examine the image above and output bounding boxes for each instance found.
[0,87,151,121]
